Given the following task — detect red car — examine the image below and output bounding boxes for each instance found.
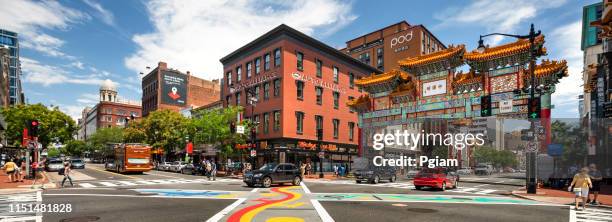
[413,167,459,191]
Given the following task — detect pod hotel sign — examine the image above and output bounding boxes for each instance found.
[291,71,347,94]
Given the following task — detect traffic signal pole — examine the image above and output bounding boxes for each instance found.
[526,24,538,194]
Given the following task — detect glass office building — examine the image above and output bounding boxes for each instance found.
[0,29,22,105]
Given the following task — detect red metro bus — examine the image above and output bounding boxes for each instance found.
[112,143,152,173]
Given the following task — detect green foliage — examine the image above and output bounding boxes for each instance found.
[123,120,147,143]
[0,104,77,147]
[87,127,124,155]
[192,106,249,158]
[430,146,448,158]
[47,148,61,158]
[63,140,88,156]
[140,110,191,153]
[550,120,587,167]
[473,146,518,168]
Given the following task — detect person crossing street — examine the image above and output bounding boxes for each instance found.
[61,162,74,187]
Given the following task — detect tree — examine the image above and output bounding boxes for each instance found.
[430,146,449,159]
[192,106,249,159]
[141,110,191,153]
[87,127,124,157]
[123,120,147,143]
[0,104,77,147]
[64,140,88,156]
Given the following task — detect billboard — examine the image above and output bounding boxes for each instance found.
[161,71,188,106]
[422,79,446,97]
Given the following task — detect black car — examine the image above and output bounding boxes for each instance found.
[70,159,85,169]
[243,163,302,188]
[354,166,397,184]
[181,163,204,175]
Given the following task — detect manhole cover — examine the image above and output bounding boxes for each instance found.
[60,216,100,222]
[406,208,437,213]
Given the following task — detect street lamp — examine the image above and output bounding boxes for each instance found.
[477,23,541,194]
[229,84,259,169]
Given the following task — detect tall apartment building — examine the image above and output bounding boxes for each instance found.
[141,61,221,117]
[341,21,445,72]
[0,29,23,105]
[0,46,10,108]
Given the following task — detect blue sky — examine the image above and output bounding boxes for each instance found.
[0,0,597,120]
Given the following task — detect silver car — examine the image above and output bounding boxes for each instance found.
[168,161,186,172]
[46,159,64,172]
[157,162,172,171]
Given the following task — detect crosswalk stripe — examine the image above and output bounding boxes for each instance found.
[475,189,497,194]
[79,183,97,188]
[116,181,138,186]
[455,188,478,192]
[135,180,156,185]
[99,182,118,187]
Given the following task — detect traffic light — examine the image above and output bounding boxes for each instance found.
[528,97,541,119]
[28,120,39,137]
[481,95,492,117]
[230,121,236,134]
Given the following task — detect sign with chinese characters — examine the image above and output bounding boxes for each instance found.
[499,99,513,113]
[374,97,390,110]
[490,74,518,94]
[291,72,347,94]
[422,79,447,97]
[231,72,278,93]
[161,71,188,106]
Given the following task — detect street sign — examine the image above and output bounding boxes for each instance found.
[547,144,563,156]
[536,126,545,135]
[499,99,513,113]
[527,141,538,152]
[250,149,256,157]
[236,125,245,134]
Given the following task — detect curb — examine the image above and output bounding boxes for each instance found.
[460,179,523,187]
[510,192,612,208]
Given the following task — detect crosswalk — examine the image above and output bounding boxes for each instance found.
[305,179,499,195]
[75,178,241,188]
[571,206,612,222]
[0,191,42,222]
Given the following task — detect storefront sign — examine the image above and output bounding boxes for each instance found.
[390,31,413,48]
[298,141,317,150]
[321,144,337,151]
[161,71,188,106]
[250,150,256,157]
[499,99,513,113]
[422,79,446,97]
[230,72,278,93]
[291,72,347,94]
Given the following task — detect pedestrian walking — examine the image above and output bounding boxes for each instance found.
[61,162,74,187]
[588,163,603,205]
[2,158,16,182]
[569,167,592,211]
[16,156,25,182]
[300,163,306,179]
[205,159,212,180]
[31,158,47,190]
[208,160,217,181]
[333,165,338,177]
[306,163,312,176]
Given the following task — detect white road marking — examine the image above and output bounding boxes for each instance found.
[475,189,497,194]
[474,184,489,187]
[135,180,157,185]
[1,216,42,222]
[205,198,247,222]
[116,181,137,186]
[99,182,118,187]
[311,199,335,222]
[78,183,97,188]
[250,188,259,193]
[301,182,311,194]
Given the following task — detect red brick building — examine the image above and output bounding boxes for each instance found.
[220,24,381,169]
[141,61,221,116]
[341,21,445,72]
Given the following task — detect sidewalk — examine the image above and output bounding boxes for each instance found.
[512,187,612,206]
[0,170,56,194]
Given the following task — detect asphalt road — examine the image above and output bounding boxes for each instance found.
[10,167,597,222]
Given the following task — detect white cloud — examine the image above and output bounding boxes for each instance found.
[21,57,115,87]
[82,0,115,26]
[76,93,100,105]
[58,104,88,121]
[545,21,583,118]
[0,0,88,58]
[69,61,85,69]
[434,0,567,45]
[125,0,357,80]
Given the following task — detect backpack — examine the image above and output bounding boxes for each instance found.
[58,168,65,175]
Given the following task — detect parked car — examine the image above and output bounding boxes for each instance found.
[45,159,64,172]
[181,163,204,175]
[169,161,187,172]
[105,161,115,171]
[475,164,494,176]
[156,162,172,171]
[70,159,86,169]
[413,167,459,191]
[243,163,302,188]
[406,169,421,179]
[354,166,397,184]
[457,167,473,175]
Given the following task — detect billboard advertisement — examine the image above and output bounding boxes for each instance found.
[161,71,188,106]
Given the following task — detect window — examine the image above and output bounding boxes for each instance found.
[296,81,304,100]
[333,119,339,139]
[264,53,271,71]
[359,52,370,64]
[253,115,260,133]
[273,111,280,131]
[273,79,281,97]
[348,122,355,141]
[348,96,354,113]
[253,85,260,101]
[274,48,281,67]
[315,115,323,132]
[236,66,242,82]
[315,87,323,105]
[316,59,322,78]
[333,66,339,83]
[226,71,232,86]
[295,112,304,134]
[255,57,261,74]
[263,82,270,100]
[377,48,384,70]
[246,62,252,78]
[333,92,339,109]
[263,113,269,134]
[349,73,355,88]
[235,92,241,105]
[296,52,304,70]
